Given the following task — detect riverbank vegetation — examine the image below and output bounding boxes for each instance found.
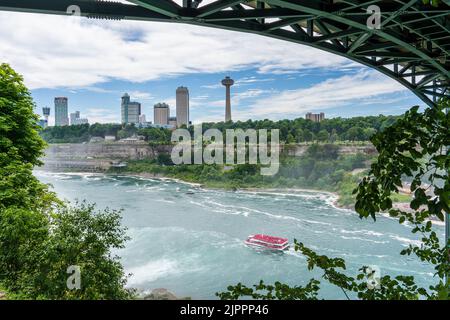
[109,144,411,208]
[0,64,133,299]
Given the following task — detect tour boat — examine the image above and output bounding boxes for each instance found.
[244,234,289,251]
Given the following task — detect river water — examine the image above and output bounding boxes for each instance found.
[35,171,443,299]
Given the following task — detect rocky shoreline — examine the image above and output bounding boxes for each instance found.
[37,169,443,226]
[96,171,445,226]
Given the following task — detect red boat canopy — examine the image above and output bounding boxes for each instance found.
[253,234,288,244]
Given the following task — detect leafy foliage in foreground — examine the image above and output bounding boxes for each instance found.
[0,63,133,299]
[25,202,132,300]
[218,98,449,300]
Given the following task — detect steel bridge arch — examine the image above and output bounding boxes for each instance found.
[0,0,449,106]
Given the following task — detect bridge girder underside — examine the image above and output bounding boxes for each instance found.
[0,0,449,107]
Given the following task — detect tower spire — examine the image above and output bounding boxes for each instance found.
[221,76,234,122]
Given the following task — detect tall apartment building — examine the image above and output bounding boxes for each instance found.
[168,116,177,128]
[139,114,147,124]
[121,93,141,124]
[176,86,189,127]
[54,97,69,126]
[70,111,89,125]
[305,112,325,122]
[154,102,170,125]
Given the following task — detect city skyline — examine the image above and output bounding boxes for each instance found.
[41,80,328,127]
[34,68,420,127]
[176,86,189,127]
[2,11,425,126]
[54,97,69,127]
[121,93,141,125]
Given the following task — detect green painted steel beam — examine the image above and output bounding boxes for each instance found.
[355,51,428,59]
[203,8,310,21]
[257,0,265,24]
[314,19,345,49]
[265,0,449,78]
[314,28,364,44]
[197,0,245,18]
[355,42,399,53]
[126,0,180,18]
[417,74,441,88]
[423,90,449,98]
[0,0,447,107]
[0,0,171,21]
[264,17,308,31]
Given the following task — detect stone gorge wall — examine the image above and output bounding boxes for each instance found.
[282,144,376,157]
[40,143,172,171]
[40,143,376,172]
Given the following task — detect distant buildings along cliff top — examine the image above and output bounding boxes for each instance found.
[305,112,325,122]
[154,102,170,126]
[121,93,141,125]
[54,97,68,126]
[139,114,147,124]
[176,86,189,127]
[169,116,177,128]
[70,111,89,125]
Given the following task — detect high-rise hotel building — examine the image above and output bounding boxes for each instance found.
[305,112,325,122]
[154,102,170,125]
[70,111,89,125]
[176,86,189,127]
[121,93,141,124]
[54,97,69,126]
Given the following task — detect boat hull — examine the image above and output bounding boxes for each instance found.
[244,240,290,252]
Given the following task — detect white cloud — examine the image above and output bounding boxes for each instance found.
[235,76,275,86]
[85,108,120,124]
[194,70,408,123]
[0,11,352,90]
[239,70,407,119]
[206,87,273,108]
[129,91,154,101]
[83,87,118,94]
[192,94,209,100]
[201,76,275,89]
[201,83,222,89]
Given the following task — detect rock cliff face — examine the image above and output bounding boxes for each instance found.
[40,143,173,171]
[283,144,376,157]
[39,143,376,172]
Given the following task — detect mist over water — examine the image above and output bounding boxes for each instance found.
[35,171,443,299]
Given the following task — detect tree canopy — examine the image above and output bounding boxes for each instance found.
[0,63,133,299]
[0,63,45,165]
[40,114,402,144]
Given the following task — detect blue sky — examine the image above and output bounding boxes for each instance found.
[0,9,424,125]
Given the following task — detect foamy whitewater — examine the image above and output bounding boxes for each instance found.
[35,171,444,299]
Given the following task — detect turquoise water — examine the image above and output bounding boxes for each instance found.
[35,171,444,299]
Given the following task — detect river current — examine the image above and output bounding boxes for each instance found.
[35,171,443,299]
